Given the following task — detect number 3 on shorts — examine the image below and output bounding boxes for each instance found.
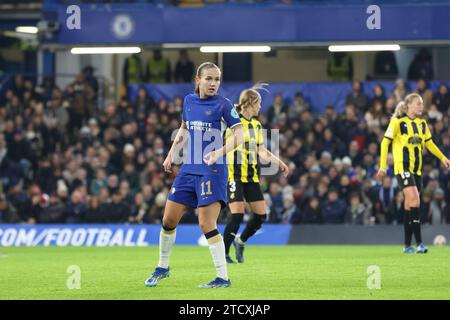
[229,181,236,193]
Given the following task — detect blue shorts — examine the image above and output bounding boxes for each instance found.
[167,172,228,209]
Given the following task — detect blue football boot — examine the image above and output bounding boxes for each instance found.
[198,277,231,288]
[416,243,428,254]
[145,267,170,287]
[403,246,415,254]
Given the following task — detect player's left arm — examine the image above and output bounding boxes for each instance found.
[255,123,289,177]
[257,145,289,177]
[425,140,450,169]
[424,122,450,169]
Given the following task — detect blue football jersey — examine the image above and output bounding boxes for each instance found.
[179,93,242,176]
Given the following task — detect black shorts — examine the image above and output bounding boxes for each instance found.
[227,181,264,203]
[396,172,422,193]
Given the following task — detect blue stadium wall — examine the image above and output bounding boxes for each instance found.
[0,224,449,246]
[44,3,450,44]
[128,80,450,114]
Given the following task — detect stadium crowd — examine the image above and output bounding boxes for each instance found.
[0,72,450,225]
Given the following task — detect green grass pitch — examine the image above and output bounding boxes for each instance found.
[1,245,450,300]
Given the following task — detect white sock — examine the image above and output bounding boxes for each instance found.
[158,228,176,269]
[207,234,228,281]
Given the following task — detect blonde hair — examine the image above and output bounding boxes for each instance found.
[392,93,421,120]
[194,62,220,94]
[235,82,269,113]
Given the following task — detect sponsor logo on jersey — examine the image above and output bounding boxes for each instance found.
[408,136,423,145]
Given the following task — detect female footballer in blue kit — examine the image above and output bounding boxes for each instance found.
[145,62,244,288]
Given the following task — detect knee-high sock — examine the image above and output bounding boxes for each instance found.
[205,229,228,280]
[240,214,267,243]
[158,225,176,269]
[410,207,422,244]
[404,210,413,247]
[223,213,244,254]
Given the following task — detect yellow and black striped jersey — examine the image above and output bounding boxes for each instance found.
[383,115,432,176]
[225,114,264,183]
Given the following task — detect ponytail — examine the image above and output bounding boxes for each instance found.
[237,82,269,113]
[235,103,243,113]
[391,93,421,120]
[251,81,269,93]
[392,101,407,120]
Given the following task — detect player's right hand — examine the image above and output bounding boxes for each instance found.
[442,157,450,170]
[204,150,220,166]
[163,154,173,173]
[280,161,289,178]
[375,169,386,181]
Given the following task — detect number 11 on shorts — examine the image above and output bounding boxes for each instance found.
[201,181,213,196]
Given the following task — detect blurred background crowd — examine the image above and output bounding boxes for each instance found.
[0,69,450,226]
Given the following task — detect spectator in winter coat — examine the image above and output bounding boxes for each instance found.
[321,188,347,224]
